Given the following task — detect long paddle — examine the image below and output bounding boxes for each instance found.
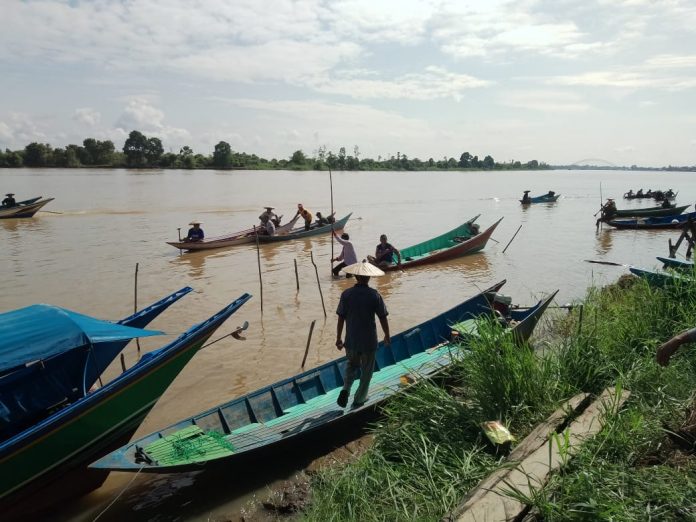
[584,259,630,267]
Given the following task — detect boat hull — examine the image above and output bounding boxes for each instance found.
[657,256,694,272]
[0,294,251,512]
[608,211,696,229]
[613,204,689,218]
[520,194,560,204]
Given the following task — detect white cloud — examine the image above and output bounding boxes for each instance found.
[500,90,590,112]
[115,99,190,146]
[73,108,101,127]
[307,66,490,101]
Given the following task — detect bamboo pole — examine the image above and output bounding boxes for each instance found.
[301,319,317,368]
[254,226,263,314]
[502,225,523,254]
[134,263,140,354]
[120,353,126,373]
[310,250,327,317]
[330,167,335,275]
[294,258,300,292]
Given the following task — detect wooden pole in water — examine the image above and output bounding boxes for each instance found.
[329,167,335,275]
[301,319,317,368]
[502,225,523,254]
[294,258,300,292]
[134,263,140,354]
[310,250,327,318]
[177,228,182,241]
[120,353,127,373]
[254,226,264,314]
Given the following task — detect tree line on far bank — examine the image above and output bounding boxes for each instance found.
[0,130,550,171]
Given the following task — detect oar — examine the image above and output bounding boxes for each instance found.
[584,259,630,267]
[201,321,250,349]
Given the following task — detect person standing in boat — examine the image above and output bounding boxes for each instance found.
[2,193,16,207]
[185,221,204,242]
[596,198,617,227]
[295,204,313,231]
[335,261,390,409]
[368,234,401,269]
[661,198,673,209]
[521,190,531,204]
[332,230,357,278]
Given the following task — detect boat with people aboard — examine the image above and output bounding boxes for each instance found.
[520,191,560,204]
[0,196,54,219]
[91,281,556,474]
[0,292,252,514]
[257,213,351,242]
[167,216,300,251]
[377,215,502,271]
[607,211,696,230]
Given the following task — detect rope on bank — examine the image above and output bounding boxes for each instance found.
[92,465,144,521]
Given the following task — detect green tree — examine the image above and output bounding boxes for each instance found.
[145,137,163,166]
[123,130,148,167]
[23,142,52,167]
[3,149,23,167]
[290,150,306,166]
[459,152,472,168]
[482,155,495,169]
[213,141,232,168]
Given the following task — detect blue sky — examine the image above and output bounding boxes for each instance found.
[1,0,695,166]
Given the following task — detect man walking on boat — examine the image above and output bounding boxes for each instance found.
[335,261,390,409]
[332,230,357,278]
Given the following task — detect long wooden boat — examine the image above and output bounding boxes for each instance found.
[520,194,560,204]
[91,282,556,474]
[0,197,54,219]
[0,287,193,441]
[608,211,696,230]
[257,213,351,242]
[629,267,688,288]
[613,204,689,218]
[382,216,502,271]
[657,256,694,272]
[167,216,300,251]
[0,293,252,512]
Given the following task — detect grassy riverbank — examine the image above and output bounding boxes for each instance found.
[304,276,696,521]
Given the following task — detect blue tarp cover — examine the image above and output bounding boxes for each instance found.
[0,304,163,372]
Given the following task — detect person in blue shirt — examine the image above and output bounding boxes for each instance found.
[185,221,204,242]
[335,260,390,409]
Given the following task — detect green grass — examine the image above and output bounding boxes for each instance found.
[304,276,696,521]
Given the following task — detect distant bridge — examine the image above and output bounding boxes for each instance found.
[570,158,618,167]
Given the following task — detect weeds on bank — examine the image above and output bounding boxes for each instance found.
[305,277,696,521]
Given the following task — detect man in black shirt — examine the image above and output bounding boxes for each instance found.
[335,261,390,408]
[2,193,16,207]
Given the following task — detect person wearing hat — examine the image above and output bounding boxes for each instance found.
[259,206,278,226]
[335,260,390,408]
[185,221,205,242]
[2,193,16,207]
[521,190,531,204]
[332,229,357,278]
[368,234,401,269]
[295,204,313,231]
[597,198,617,227]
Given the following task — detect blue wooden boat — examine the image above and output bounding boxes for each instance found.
[0,287,192,441]
[91,282,556,474]
[520,193,560,204]
[608,211,696,229]
[657,256,694,272]
[258,213,351,242]
[629,267,690,287]
[0,293,251,513]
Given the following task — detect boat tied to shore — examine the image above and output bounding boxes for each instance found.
[91,281,556,474]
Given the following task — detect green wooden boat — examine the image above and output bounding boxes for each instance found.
[91,282,557,474]
[613,204,689,218]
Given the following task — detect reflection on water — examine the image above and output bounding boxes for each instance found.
[2,168,696,521]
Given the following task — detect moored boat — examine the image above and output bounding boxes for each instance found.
[257,213,351,242]
[167,216,300,251]
[656,256,694,272]
[381,215,502,271]
[0,293,252,513]
[0,287,193,441]
[607,211,696,230]
[0,197,54,219]
[629,267,688,287]
[613,204,689,218]
[91,282,556,474]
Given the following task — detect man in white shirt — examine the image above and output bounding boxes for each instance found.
[332,230,357,278]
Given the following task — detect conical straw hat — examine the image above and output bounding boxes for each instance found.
[343,260,386,277]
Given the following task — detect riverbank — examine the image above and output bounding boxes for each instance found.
[299,274,696,521]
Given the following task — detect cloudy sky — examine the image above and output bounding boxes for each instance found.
[1,0,695,166]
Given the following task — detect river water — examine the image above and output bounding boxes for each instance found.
[1,168,694,520]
